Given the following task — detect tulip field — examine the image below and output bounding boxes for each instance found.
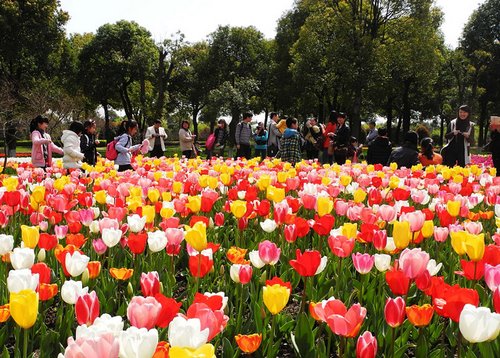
[0,156,499,358]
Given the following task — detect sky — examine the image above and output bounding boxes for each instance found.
[59,0,486,48]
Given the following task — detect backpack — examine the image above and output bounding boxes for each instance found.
[206,133,216,150]
[106,135,129,160]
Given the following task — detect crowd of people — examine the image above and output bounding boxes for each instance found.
[28,104,500,174]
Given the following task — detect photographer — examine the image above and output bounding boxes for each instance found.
[254,122,268,160]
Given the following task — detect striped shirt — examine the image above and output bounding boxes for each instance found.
[235,122,252,145]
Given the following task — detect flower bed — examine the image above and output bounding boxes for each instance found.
[0,156,499,357]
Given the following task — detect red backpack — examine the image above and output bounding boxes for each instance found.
[205,133,216,150]
[105,138,119,160]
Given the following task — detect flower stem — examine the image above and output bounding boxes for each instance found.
[300,276,308,313]
[390,326,395,358]
[23,328,28,358]
[236,284,244,333]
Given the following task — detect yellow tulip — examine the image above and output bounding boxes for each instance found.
[207,176,218,190]
[220,173,231,187]
[53,177,70,192]
[185,222,207,252]
[277,171,288,183]
[450,230,468,255]
[496,217,500,229]
[452,175,463,184]
[127,197,143,212]
[31,186,46,204]
[21,225,39,249]
[198,175,210,188]
[340,175,352,187]
[353,188,367,203]
[316,197,333,217]
[393,221,411,249]
[147,188,160,203]
[10,290,38,329]
[160,207,175,219]
[162,192,172,202]
[321,176,331,186]
[342,223,358,239]
[142,205,155,224]
[129,186,142,198]
[94,190,107,205]
[2,177,19,191]
[266,186,285,203]
[186,196,201,213]
[172,181,183,194]
[230,200,247,219]
[465,234,485,262]
[153,171,162,182]
[446,200,461,217]
[169,344,216,358]
[263,284,290,315]
[389,176,400,189]
[389,162,398,171]
[421,220,434,239]
[490,167,497,177]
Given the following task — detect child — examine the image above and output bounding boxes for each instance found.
[61,121,85,169]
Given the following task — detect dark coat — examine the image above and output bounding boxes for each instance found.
[367,136,392,165]
[387,143,419,168]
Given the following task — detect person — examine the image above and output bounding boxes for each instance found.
[485,117,500,175]
[365,121,378,146]
[115,120,145,172]
[387,131,419,168]
[235,113,253,159]
[253,122,268,159]
[303,117,324,160]
[322,112,337,164]
[6,121,17,158]
[179,120,196,159]
[267,112,282,157]
[207,119,228,159]
[276,117,302,165]
[366,127,392,165]
[80,120,100,166]
[442,105,474,167]
[332,113,350,165]
[61,121,85,169]
[348,137,363,163]
[419,137,442,166]
[30,115,63,169]
[145,119,167,158]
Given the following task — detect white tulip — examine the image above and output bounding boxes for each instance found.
[374,254,392,272]
[315,256,328,275]
[65,251,90,277]
[7,269,39,293]
[0,234,14,255]
[61,280,89,304]
[92,314,125,337]
[384,237,396,253]
[249,250,265,269]
[102,228,122,248]
[147,231,167,252]
[259,219,277,233]
[496,204,500,219]
[10,247,35,269]
[168,316,209,349]
[119,327,158,358]
[127,215,147,233]
[426,259,442,276]
[459,304,500,343]
[89,220,100,234]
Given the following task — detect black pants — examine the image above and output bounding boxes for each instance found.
[267,144,278,157]
[118,164,133,172]
[235,144,251,159]
[255,148,267,159]
[182,150,193,159]
[493,155,500,176]
[150,145,164,158]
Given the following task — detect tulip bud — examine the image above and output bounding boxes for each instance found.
[82,268,90,286]
[159,282,164,295]
[219,265,225,276]
[37,248,46,262]
[259,270,267,285]
[127,282,134,297]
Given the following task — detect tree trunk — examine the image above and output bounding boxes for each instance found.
[479,97,488,147]
[229,109,240,146]
[192,106,200,139]
[139,73,147,131]
[439,115,445,147]
[351,86,362,138]
[102,100,111,141]
[155,50,167,120]
[396,116,403,144]
[120,84,133,120]
[402,79,412,136]
[264,109,269,128]
[386,97,393,142]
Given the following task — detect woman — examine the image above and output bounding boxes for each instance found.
[485,117,500,175]
[30,115,63,169]
[253,122,268,159]
[80,120,100,166]
[276,118,302,165]
[179,120,196,159]
[322,112,337,164]
[332,113,350,165]
[303,117,323,160]
[442,105,474,167]
[208,119,228,159]
[115,120,144,172]
[61,121,85,169]
[419,137,442,166]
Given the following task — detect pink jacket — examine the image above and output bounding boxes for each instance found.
[31,130,63,168]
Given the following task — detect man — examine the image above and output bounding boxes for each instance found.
[366,127,392,165]
[145,119,167,158]
[387,131,419,168]
[366,120,378,146]
[235,112,253,159]
[276,117,302,165]
[267,112,282,157]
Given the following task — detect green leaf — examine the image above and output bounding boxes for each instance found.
[290,313,315,357]
[221,337,235,358]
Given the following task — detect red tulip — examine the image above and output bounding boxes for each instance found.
[328,235,355,258]
[188,252,214,278]
[200,190,219,212]
[295,217,310,238]
[415,270,432,291]
[385,264,410,296]
[31,262,51,284]
[4,191,21,207]
[127,232,148,255]
[372,230,387,251]
[493,287,500,313]
[256,199,271,217]
[141,271,160,297]
[384,297,406,328]
[39,283,58,301]
[312,214,335,236]
[284,224,297,242]
[433,285,479,322]
[155,293,182,328]
[368,188,382,206]
[289,249,327,277]
[193,293,224,311]
[214,212,225,226]
[187,302,228,341]
[356,331,377,358]
[75,291,100,326]
[457,260,485,280]
[38,233,57,251]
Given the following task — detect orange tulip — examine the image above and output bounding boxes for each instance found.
[405,304,434,327]
[0,304,10,323]
[87,261,102,279]
[227,247,249,265]
[153,341,170,358]
[110,268,134,280]
[66,234,87,249]
[39,283,58,301]
[235,333,262,354]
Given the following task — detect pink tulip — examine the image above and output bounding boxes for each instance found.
[484,264,500,292]
[165,228,184,246]
[384,297,406,327]
[273,201,289,226]
[301,193,317,210]
[141,272,160,297]
[328,235,355,258]
[258,240,281,265]
[398,248,430,279]
[311,297,344,322]
[325,302,367,337]
[61,333,119,358]
[54,225,68,240]
[410,190,429,205]
[352,253,374,274]
[334,200,349,216]
[75,291,100,326]
[284,224,297,242]
[92,239,107,255]
[230,264,253,284]
[463,222,483,235]
[378,205,397,222]
[186,303,228,341]
[433,227,449,242]
[400,211,425,232]
[98,218,119,232]
[494,287,500,313]
[356,331,377,358]
[347,206,362,221]
[127,296,162,329]
[78,209,94,227]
